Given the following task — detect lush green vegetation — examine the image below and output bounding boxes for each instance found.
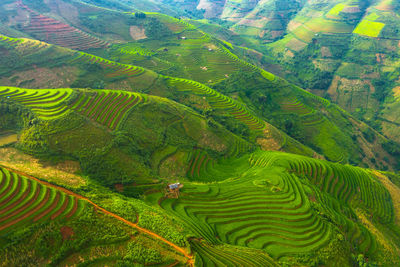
[1,0,400,265]
[146,150,399,265]
[353,20,385,38]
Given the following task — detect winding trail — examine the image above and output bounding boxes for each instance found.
[0,165,194,266]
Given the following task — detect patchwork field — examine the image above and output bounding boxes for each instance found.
[1,0,400,265]
[353,20,385,37]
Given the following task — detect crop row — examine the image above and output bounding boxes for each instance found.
[216,43,275,81]
[71,53,145,79]
[157,161,332,258]
[279,95,314,116]
[0,167,85,234]
[186,150,214,181]
[150,150,390,259]
[249,151,394,224]
[315,188,376,253]
[167,77,265,131]
[191,240,279,267]
[0,87,72,120]
[17,2,107,50]
[0,36,52,59]
[70,90,144,130]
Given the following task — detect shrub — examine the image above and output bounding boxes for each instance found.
[123,241,162,264]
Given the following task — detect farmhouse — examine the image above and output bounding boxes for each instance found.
[166,183,183,198]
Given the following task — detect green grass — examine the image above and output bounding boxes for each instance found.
[353,20,385,37]
[365,12,380,21]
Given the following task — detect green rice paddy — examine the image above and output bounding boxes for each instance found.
[147,150,393,259]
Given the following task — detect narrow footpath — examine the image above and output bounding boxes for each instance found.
[1,165,194,266]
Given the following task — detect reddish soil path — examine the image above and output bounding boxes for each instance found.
[1,165,194,266]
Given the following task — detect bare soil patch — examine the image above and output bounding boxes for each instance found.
[114,183,124,192]
[0,65,79,89]
[286,38,307,52]
[130,26,147,40]
[321,46,332,58]
[60,226,74,240]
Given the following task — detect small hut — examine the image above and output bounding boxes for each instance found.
[165,182,183,198]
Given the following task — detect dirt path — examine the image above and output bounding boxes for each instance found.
[1,165,194,266]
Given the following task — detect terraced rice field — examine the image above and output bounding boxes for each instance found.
[280,89,331,119]
[191,240,279,267]
[216,44,275,81]
[0,35,51,58]
[186,150,214,181]
[280,95,326,126]
[148,13,196,33]
[71,53,145,79]
[17,1,107,50]
[148,150,394,259]
[249,151,394,224]
[155,158,333,258]
[0,87,72,120]
[280,96,314,116]
[167,77,265,131]
[70,90,145,130]
[0,86,145,130]
[248,151,395,252]
[0,167,85,234]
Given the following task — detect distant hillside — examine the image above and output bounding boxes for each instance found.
[164,0,400,151]
[0,8,397,170]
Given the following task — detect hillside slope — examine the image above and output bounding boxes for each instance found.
[169,0,400,151]
[0,2,397,170]
[1,85,400,266]
[1,0,400,266]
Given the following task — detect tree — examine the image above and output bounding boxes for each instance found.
[135,12,146,19]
